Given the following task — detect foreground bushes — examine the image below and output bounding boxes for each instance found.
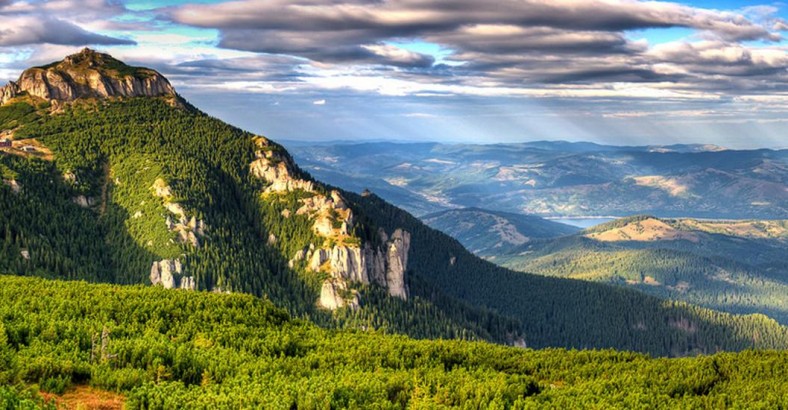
[0,275,787,409]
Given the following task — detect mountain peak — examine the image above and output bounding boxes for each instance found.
[61,47,114,67]
[1,49,177,106]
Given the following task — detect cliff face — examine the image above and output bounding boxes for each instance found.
[0,48,176,106]
[249,137,411,309]
[298,227,411,308]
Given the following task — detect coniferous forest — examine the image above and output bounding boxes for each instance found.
[1,275,788,409]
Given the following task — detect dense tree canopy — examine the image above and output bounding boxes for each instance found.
[1,275,788,409]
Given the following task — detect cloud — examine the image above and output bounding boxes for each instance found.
[0,0,135,46]
[173,0,780,38]
[166,0,788,99]
[313,99,326,105]
[0,16,135,46]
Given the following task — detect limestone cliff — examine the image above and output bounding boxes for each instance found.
[294,227,411,308]
[152,178,207,248]
[319,280,360,310]
[250,136,411,309]
[148,179,204,291]
[0,48,177,106]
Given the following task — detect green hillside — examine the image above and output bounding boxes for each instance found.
[350,193,788,355]
[500,216,788,324]
[2,275,788,409]
[0,97,517,345]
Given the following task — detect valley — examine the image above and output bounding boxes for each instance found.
[285,140,788,219]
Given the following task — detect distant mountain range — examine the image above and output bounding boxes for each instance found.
[285,140,788,219]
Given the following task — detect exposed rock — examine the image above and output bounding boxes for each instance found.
[150,259,196,290]
[308,246,369,284]
[319,279,360,310]
[72,195,98,208]
[152,178,172,198]
[2,179,20,194]
[20,249,30,260]
[1,48,176,106]
[288,248,308,268]
[384,229,410,300]
[296,190,354,238]
[267,233,277,245]
[152,179,206,248]
[304,228,411,305]
[179,276,196,291]
[249,139,316,194]
[164,202,185,218]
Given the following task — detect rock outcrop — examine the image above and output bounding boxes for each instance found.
[297,228,411,309]
[150,259,195,290]
[2,179,20,194]
[319,280,360,310]
[249,138,315,193]
[250,137,410,309]
[152,178,206,248]
[0,48,176,106]
[72,195,98,208]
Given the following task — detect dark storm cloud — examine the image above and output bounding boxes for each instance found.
[218,30,435,67]
[171,0,782,68]
[166,0,788,99]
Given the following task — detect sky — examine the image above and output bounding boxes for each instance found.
[1,0,787,148]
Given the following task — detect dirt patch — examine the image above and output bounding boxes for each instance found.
[0,137,54,161]
[41,386,125,410]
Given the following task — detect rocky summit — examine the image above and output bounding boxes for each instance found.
[0,48,175,106]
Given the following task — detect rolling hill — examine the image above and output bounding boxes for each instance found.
[498,216,788,324]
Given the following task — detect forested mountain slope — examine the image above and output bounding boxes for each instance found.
[499,216,788,324]
[1,50,786,357]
